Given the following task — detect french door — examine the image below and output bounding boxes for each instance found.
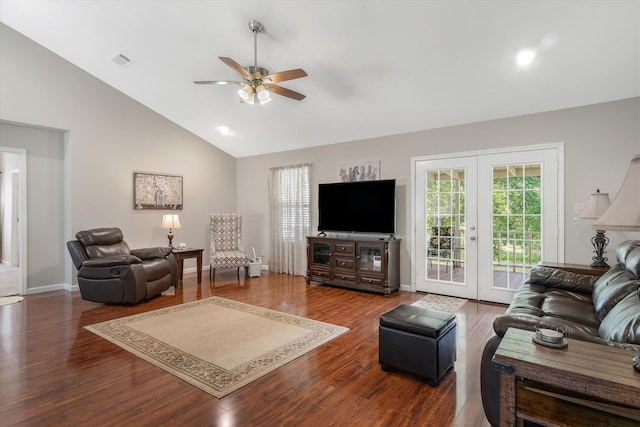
[413,146,562,304]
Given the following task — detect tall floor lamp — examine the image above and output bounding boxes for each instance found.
[592,154,640,256]
[575,189,611,267]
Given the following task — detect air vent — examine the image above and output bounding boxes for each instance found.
[112,53,131,66]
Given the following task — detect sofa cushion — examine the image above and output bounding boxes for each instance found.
[599,289,640,344]
[493,283,600,339]
[592,267,635,321]
[541,293,600,329]
[592,244,640,322]
[527,266,597,293]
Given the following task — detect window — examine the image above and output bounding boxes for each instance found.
[269,163,311,275]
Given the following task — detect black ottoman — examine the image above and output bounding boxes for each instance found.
[379,304,457,386]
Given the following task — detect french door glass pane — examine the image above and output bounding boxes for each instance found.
[425,168,465,283]
[492,163,542,290]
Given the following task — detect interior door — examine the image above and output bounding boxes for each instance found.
[414,146,561,304]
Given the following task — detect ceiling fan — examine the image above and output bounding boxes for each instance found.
[194,20,307,105]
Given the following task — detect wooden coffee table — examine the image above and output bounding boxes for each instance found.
[493,327,640,426]
[171,247,204,286]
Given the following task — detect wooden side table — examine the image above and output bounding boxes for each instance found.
[537,261,609,277]
[172,248,204,286]
[493,328,640,426]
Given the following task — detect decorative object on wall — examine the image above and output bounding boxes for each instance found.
[161,213,181,247]
[575,189,611,267]
[339,160,380,182]
[134,172,183,210]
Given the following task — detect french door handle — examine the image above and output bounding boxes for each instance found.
[470,236,476,241]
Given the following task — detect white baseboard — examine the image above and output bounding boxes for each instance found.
[183,265,269,274]
[27,283,78,294]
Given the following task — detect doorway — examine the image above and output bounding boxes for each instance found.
[412,145,563,304]
[0,148,26,296]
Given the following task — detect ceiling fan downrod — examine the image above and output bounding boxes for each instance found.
[249,20,264,72]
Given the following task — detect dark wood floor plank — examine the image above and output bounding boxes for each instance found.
[0,271,505,426]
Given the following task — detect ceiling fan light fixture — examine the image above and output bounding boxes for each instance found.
[238,85,253,101]
[256,85,270,101]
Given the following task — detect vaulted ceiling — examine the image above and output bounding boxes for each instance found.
[1,1,638,158]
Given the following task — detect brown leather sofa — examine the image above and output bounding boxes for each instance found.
[67,227,177,304]
[480,240,640,426]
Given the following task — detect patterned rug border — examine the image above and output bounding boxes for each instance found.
[411,293,467,312]
[85,297,349,398]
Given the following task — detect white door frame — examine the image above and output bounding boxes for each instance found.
[410,143,564,295]
[0,146,27,295]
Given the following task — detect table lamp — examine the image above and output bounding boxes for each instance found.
[593,155,640,232]
[161,213,181,247]
[575,189,611,267]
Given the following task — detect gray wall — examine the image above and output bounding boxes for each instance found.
[0,23,237,292]
[1,22,638,292]
[0,125,65,288]
[237,98,640,288]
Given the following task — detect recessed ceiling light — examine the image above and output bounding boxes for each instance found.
[516,49,536,66]
[217,125,232,136]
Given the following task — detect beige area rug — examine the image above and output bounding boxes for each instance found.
[86,297,348,398]
[411,293,467,312]
[0,296,24,306]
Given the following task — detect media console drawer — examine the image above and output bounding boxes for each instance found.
[334,243,354,254]
[334,272,356,282]
[310,269,331,280]
[359,275,384,286]
[334,257,355,270]
[306,237,400,297]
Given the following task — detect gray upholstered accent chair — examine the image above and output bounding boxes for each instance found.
[210,213,249,280]
[67,227,177,304]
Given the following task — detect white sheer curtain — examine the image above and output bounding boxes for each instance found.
[269,163,311,276]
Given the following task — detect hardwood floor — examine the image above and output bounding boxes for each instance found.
[0,272,506,426]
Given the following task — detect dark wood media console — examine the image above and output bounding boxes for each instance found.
[306,236,401,296]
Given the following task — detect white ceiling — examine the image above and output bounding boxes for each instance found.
[1,1,639,158]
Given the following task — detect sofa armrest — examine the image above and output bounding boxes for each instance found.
[82,254,141,268]
[130,247,172,260]
[480,335,503,427]
[527,266,598,293]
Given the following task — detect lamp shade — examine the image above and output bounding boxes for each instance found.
[161,213,181,230]
[255,85,270,101]
[593,154,640,231]
[575,190,611,220]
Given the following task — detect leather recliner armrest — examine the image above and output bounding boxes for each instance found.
[130,247,172,260]
[82,254,142,268]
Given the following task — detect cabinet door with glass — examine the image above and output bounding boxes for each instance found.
[309,241,332,267]
[357,242,386,274]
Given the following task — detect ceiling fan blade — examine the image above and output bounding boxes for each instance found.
[265,68,308,83]
[267,84,306,101]
[193,80,244,85]
[219,56,251,79]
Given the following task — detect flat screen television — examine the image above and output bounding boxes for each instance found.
[318,179,396,234]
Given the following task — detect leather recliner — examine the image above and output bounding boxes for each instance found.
[67,227,177,304]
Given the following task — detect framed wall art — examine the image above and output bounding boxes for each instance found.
[339,160,380,182]
[133,172,183,210]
